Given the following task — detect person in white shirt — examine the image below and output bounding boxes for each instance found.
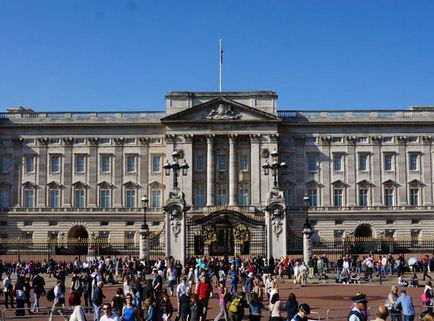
[100,303,121,321]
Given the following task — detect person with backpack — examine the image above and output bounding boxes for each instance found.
[92,281,105,321]
[190,294,204,321]
[3,274,14,308]
[396,289,415,321]
[228,292,247,321]
[269,292,283,321]
[81,270,92,313]
[71,270,83,295]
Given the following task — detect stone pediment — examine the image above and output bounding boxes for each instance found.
[161,97,279,123]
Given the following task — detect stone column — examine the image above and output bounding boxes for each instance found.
[422,137,432,205]
[229,135,237,206]
[371,137,382,205]
[11,138,23,207]
[206,135,215,207]
[397,138,407,205]
[250,134,261,207]
[303,223,313,263]
[37,138,48,207]
[63,138,73,207]
[139,138,149,200]
[88,138,98,207]
[114,138,124,207]
[346,137,357,206]
[320,137,331,206]
[183,135,194,206]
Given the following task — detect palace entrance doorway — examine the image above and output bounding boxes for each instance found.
[185,209,266,258]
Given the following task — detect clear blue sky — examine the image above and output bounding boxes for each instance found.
[1,0,434,112]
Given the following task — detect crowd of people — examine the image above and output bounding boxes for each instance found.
[0,253,433,321]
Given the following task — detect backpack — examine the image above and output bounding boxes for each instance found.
[72,277,82,292]
[422,292,430,303]
[47,287,55,302]
[229,296,242,313]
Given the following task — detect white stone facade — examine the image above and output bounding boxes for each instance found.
[1,92,434,255]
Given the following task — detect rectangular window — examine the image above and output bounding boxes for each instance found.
[100,190,110,208]
[99,138,110,144]
[284,190,292,207]
[307,155,318,172]
[126,155,136,173]
[124,138,136,144]
[216,188,227,206]
[239,187,249,207]
[100,155,111,173]
[1,156,11,174]
[384,188,393,207]
[194,186,206,207]
[152,155,161,173]
[384,154,393,171]
[50,155,60,173]
[359,188,368,207]
[195,153,205,172]
[74,138,85,144]
[357,137,368,143]
[24,156,35,173]
[332,137,342,144]
[382,137,393,144]
[24,190,34,208]
[358,154,368,171]
[333,154,343,172]
[410,188,419,206]
[308,189,318,207]
[151,190,161,207]
[0,191,9,208]
[126,190,136,208]
[409,153,418,171]
[333,188,343,207]
[49,189,60,208]
[75,155,86,173]
[217,155,226,172]
[75,189,85,208]
[239,154,248,171]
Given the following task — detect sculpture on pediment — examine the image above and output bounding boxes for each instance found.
[207,104,241,120]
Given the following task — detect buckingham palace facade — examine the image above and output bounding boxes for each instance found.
[1,91,434,258]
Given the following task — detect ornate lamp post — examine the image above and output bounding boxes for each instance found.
[302,193,313,263]
[139,196,150,262]
[262,149,288,189]
[263,149,288,260]
[163,150,189,190]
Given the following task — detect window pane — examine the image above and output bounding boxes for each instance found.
[217,155,226,171]
[239,155,248,171]
[409,154,418,171]
[333,154,342,171]
[239,188,249,207]
[333,188,342,207]
[384,188,393,206]
[152,156,160,173]
[75,190,84,208]
[24,190,34,208]
[126,190,136,208]
[25,156,34,172]
[194,186,206,207]
[50,190,59,208]
[151,190,161,207]
[101,155,110,173]
[100,190,110,208]
[359,154,367,171]
[51,156,60,173]
[359,188,368,206]
[75,155,85,173]
[217,188,227,205]
[195,154,204,172]
[126,155,136,172]
[410,188,419,206]
[307,156,318,172]
[308,189,318,207]
[1,157,11,174]
[284,190,292,207]
[0,191,9,208]
[384,154,393,171]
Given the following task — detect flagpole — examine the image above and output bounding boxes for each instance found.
[219,37,222,92]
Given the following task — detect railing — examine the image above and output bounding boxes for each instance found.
[6,207,163,213]
[0,111,166,121]
[286,205,434,212]
[278,109,434,121]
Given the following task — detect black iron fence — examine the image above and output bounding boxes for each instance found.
[0,234,165,262]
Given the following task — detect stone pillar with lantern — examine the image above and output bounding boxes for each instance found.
[162,150,190,262]
[302,194,313,264]
[139,195,150,263]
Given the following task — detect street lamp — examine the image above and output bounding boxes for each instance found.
[302,193,313,263]
[262,149,288,188]
[303,194,311,228]
[163,150,189,190]
[140,196,150,262]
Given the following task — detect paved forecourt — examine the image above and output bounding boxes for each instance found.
[0,274,428,321]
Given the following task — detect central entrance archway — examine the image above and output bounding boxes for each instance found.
[67,225,89,255]
[354,224,373,237]
[186,209,266,257]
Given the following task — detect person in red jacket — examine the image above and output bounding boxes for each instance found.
[196,275,212,320]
